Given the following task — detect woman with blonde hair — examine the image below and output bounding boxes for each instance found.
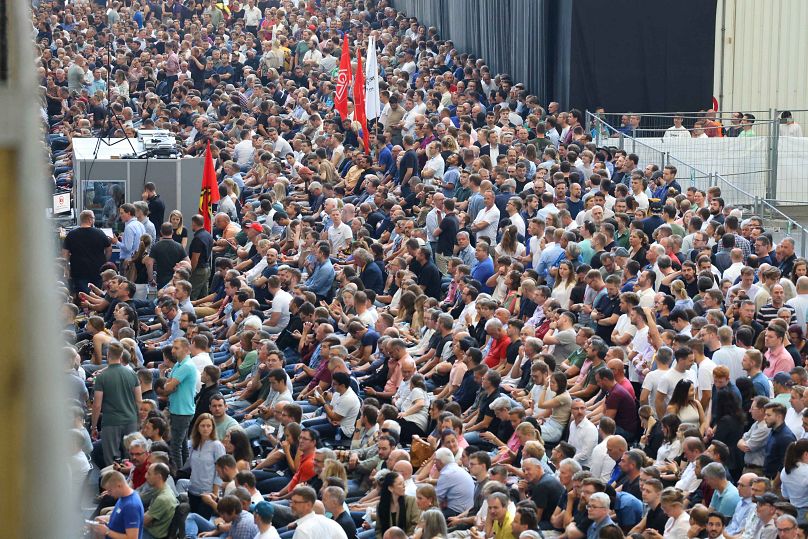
[272,180,287,203]
[659,487,690,539]
[670,280,694,310]
[410,294,428,334]
[168,210,188,248]
[319,458,347,494]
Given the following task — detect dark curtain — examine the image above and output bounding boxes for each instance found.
[391,0,717,113]
[565,0,717,112]
[390,0,549,101]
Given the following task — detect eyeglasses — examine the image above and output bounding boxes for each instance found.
[129,451,146,457]
[778,528,796,533]
[586,504,606,510]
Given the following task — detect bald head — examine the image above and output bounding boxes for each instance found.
[392,459,413,480]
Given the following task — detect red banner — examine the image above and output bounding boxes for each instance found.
[199,141,220,232]
[335,35,352,120]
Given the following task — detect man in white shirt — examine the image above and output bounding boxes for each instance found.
[471,190,500,243]
[568,399,598,469]
[722,249,746,285]
[664,115,690,138]
[786,276,808,333]
[325,208,353,252]
[242,0,262,31]
[655,347,698,418]
[263,276,292,334]
[189,336,213,393]
[711,326,746,382]
[289,486,348,539]
[589,427,617,484]
[304,371,361,441]
[232,128,254,167]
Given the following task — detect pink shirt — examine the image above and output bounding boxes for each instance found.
[764,346,795,377]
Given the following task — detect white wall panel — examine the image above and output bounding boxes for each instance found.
[715,0,808,124]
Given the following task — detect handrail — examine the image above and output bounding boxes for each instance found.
[586,111,808,256]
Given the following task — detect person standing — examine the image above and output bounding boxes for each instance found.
[92,341,142,466]
[62,209,111,295]
[149,223,190,288]
[142,182,165,230]
[188,214,213,299]
[112,203,147,268]
[159,337,198,469]
[434,198,460,275]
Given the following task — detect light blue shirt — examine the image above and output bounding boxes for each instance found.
[781,462,808,509]
[185,439,226,495]
[710,482,741,517]
[120,218,146,260]
[435,462,475,514]
[169,356,197,416]
[305,258,335,298]
[536,243,564,281]
[725,497,755,535]
[158,311,183,349]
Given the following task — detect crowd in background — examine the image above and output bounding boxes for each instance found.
[49,1,808,539]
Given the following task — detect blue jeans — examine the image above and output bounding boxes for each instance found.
[184,513,216,539]
[302,416,349,443]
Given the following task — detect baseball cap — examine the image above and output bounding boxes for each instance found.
[248,222,263,232]
[613,247,630,258]
[252,501,275,521]
[773,372,794,387]
[308,181,323,191]
[298,166,314,176]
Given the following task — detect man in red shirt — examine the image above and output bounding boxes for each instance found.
[268,428,320,499]
[115,439,150,490]
[483,319,511,369]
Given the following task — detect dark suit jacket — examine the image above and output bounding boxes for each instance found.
[360,261,385,295]
[479,143,508,158]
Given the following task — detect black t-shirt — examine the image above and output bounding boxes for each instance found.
[527,473,566,527]
[398,149,419,182]
[594,293,621,344]
[334,511,357,539]
[63,226,111,280]
[150,238,188,287]
[478,389,502,433]
[188,229,213,267]
[506,339,521,367]
[436,213,460,256]
[645,503,668,534]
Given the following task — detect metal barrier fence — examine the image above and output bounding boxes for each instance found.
[585,111,808,256]
[587,109,808,208]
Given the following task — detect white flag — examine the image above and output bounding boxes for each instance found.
[365,36,381,121]
[271,24,277,43]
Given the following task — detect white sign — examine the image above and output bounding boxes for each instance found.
[53,192,71,214]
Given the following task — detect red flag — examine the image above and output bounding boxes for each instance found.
[335,35,352,120]
[199,141,220,232]
[354,47,370,154]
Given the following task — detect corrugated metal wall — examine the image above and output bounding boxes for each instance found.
[715,0,808,121]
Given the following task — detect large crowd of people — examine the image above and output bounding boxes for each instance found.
[50,1,808,539]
